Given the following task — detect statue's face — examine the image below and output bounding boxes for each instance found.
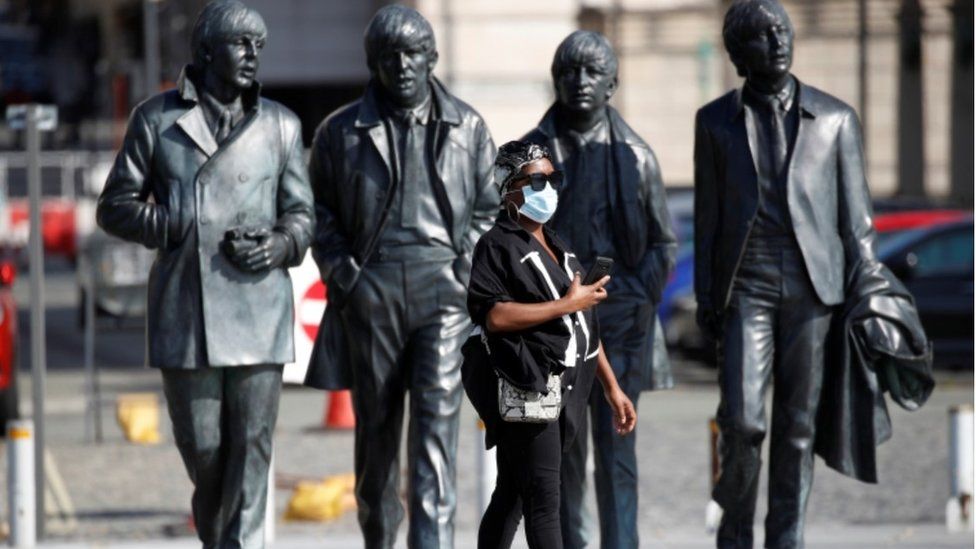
[206,29,265,90]
[736,8,793,82]
[554,59,616,115]
[375,41,435,108]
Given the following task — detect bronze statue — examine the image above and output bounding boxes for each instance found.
[523,30,676,549]
[303,5,498,548]
[694,1,879,547]
[96,1,314,546]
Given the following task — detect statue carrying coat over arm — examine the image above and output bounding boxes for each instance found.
[691,1,934,548]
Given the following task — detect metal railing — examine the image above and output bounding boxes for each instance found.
[0,151,115,201]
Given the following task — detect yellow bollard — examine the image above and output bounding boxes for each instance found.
[283,474,356,522]
[116,393,161,445]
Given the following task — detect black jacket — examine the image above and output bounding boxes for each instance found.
[694,79,877,314]
[523,105,676,391]
[304,78,498,389]
[463,214,600,451]
[523,105,676,296]
[815,262,934,483]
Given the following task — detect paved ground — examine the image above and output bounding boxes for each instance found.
[23,523,976,548]
[6,269,974,547]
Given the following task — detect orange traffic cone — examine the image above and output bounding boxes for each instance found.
[323,390,356,430]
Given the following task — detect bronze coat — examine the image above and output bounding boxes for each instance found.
[693,79,877,313]
[816,262,934,483]
[305,79,498,389]
[523,105,677,391]
[97,68,314,368]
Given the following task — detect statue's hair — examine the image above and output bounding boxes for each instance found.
[364,5,437,72]
[722,0,793,77]
[191,0,267,68]
[494,141,552,193]
[551,30,618,80]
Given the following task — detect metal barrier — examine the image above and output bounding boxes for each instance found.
[0,150,115,200]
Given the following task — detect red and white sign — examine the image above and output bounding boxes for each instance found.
[284,253,327,384]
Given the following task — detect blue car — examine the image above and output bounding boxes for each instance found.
[661,216,974,368]
[877,217,974,368]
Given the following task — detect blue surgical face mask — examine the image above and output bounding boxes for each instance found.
[519,182,559,224]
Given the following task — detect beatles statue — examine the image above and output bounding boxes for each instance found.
[694,1,885,547]
[523,30,676,549]
[97,1,314,547]
[303,5,498,549]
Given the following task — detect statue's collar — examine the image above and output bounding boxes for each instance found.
[732,75,817,121]
[355,76,461,128]
[535,104,643,148]
[177,65,261,113]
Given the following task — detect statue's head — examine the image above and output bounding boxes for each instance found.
[364,5,438,109]
[551,30,618,116]
[191,0,267,91]
[722,0,794,82]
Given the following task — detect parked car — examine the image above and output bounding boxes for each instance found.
[878,217,974,368]
[874,209,970,248]
[0,253,20,428]
[661,208,973,366]
[76,228,154,324]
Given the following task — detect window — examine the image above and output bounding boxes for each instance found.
[910,228,974,278]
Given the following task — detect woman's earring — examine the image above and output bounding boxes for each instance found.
[505,201,520,222]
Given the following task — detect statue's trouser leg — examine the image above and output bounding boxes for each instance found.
[559,412,591,549]
[344,260,463,549]
[161,365,283,549]
[762,250,830,549]
[404,260,465,549]
[591,300,650,549]
[560,299,650,549]
[713,243,830,549]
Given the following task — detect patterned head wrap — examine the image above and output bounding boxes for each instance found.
[494,140,552,194]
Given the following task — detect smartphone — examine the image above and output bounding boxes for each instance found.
[582,256,614,285]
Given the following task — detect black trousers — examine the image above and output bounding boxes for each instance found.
[478,420,563,549]
[713,238,833,549]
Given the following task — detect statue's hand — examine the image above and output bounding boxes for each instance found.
[236,230,290,273]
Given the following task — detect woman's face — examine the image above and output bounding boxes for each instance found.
[505,158,555,208]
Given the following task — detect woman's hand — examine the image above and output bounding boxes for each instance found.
[593,344,635,435]
[562,272,610,313]
[604,388,637,435]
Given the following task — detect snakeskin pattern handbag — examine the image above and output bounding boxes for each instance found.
[497,373,561,423]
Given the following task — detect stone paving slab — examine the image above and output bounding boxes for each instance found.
[29,524,975,548]
[4,369,971,545]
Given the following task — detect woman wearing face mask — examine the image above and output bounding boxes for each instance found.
[467,140,636,549]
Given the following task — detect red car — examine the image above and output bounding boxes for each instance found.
[0,257,19,426]
[7,198,77,260]
[874,209,970,233]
